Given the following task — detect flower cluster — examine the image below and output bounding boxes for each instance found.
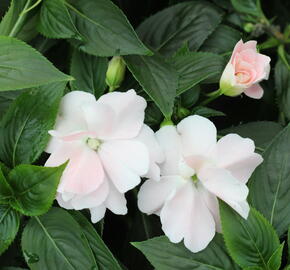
[46,40,267,253]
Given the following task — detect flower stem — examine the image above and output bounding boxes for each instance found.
[200,89,222,106]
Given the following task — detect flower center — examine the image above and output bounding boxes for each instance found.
[191,174,199,184]
[235,71,251,84]
[86,138,101,151]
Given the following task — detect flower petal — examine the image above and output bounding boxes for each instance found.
[199,167,249,218]
[99,140,149,193]
[177,115,217,157]
[105,180,127,215]
[214,134,263,183]
[244,84,264,99]
[90,204,106,223]
[97,90,146,139]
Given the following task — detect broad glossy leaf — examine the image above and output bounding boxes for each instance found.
[220,202,280,269]
[39,0,150,56]
[275,55,290,120]
[71,211,122,270]
[0,36,71,92]
[248,124,290,235]
[8,164,66,216]
[0,166,12,204]
[171,52,225,95]
[133,234,240,270]
[70,50,108,97]
[125,54,178,118]
[220,121,283,149]
[22,208,97,270]
[266,243,284,270]
[137,1,223,56]
[192,106,225,117]
[0,82,65,167]
[0,205,20,255]
[200,25,241,54]
[0,0,38,41]
[230,0,262,17]
[0,90,23,119]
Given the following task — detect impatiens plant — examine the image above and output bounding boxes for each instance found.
[0,0,289,270]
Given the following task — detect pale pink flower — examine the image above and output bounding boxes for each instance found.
[45,90,163,223]
[220,40,270,99]
[138,115,263,252]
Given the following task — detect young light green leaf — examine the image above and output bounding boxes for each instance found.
[248,123,290,235]
[0,82,66,167]
[170,52,226,95]
[70,50,108,97]
[220,202,280,269]
[133,234,240,270]
[137,1,223,56]
[125,54,178,118]
[266,243,284,270]
[0,36,72,92]
[0,205,20,256]
[21,208,97,270]
[39,0,150,56]
[70,211,122,270]
[8,164,66,216]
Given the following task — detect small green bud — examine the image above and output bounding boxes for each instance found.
[243,23,254,33]
[106,56,126,92]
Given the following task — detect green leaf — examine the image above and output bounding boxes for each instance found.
[133,234,240,270]
[220,121,283,149]
[220,202,280,269]
[0,205,20,255]
[8,164,66,216]
[70,50,108,97]
[0,36,71,92]
[137,1,223,56]
[170,52,225,95]
[266,243,284,270]
[0,166,13,204]
[125,54,178,118]
[1,267,28,270]
[192,106,225,118]
[0,90,23,119]
[275,54,290,120]
[0,82,65,167]
[39,0,150,56]
[230,0,263,17]
[70,211,122,270]
[0,0,38,41]
[200,25,241,54]
[248,124,290,236]
[21,208,97,270]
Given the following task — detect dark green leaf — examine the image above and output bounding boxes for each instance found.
[200,25,241,54]
[248,124,290,236]
[144,103,163,127]
[125,54,178,118]
[220,121,283,149]
[0,205,20,255]
[1,267,28,270]
[170,52,225,95]
[0,90,23,119]
[0,166,12,204]
[275,54,290,120]
[0,82,65,167]
[220,202,280,269]
[133,234,240,270]
[192,106,225,117]
[71,211,122,270]
[0,36,72,91]
[137,1,223,56]
[8,164,66,216]
[266,243,284,270]
[180,85,200,108]
[39,0,150,56]
[21,208,97,270]
[70,50,108,97]
[230,0,263,17]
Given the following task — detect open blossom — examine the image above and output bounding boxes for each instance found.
[219,39,270,99]
[45,89,163,223]
[138,115,263,252]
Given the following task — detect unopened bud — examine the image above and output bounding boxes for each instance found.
[106,56,126,92]
[243,23,254,33]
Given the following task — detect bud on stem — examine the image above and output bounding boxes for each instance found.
[106,56,126,92]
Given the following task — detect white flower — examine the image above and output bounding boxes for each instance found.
[138,115,263,252]
[45,89,163,223]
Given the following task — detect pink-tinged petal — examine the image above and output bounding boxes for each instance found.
[136,125,164,181]
[156,125,182,176]
[214,134,263,183]
[244,83,264,99]
[199,167,249,219]
[177,115,217,157]
[90,204,106,223]
[97,90,146,140]
[105,180,127,215]
[58,147,105,195]
[160,182,215,252]
[70,179,109,210]
[99,140,149,193]
[232,40,257,62]
[138,176,186,214]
